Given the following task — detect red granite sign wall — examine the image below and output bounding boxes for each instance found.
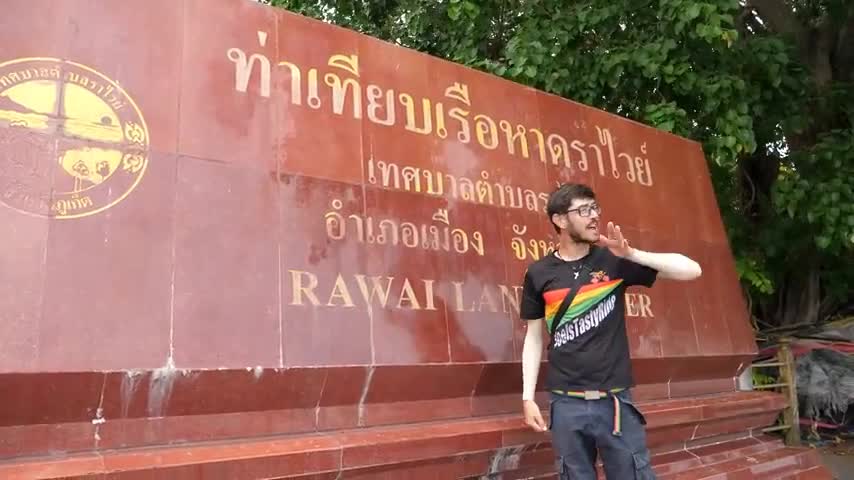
[0,0,763,469]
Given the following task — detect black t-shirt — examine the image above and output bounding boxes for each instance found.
[520,245,657,392]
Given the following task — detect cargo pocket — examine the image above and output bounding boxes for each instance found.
[556,457,571,479]
[632,451,656,479]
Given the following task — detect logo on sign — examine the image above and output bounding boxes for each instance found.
[0,58,149,218]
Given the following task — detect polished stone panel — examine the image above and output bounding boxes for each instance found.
[275,7,365,184]
[179,0,279,170]
[40,153,176,371]
[0,130,53,373]
[64,0,184,154]
[172,157,280,368]
[361,187,452,365]
[279,174,373,367]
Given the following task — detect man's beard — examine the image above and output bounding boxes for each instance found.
[568,228,596,244]
[567,220,599,244]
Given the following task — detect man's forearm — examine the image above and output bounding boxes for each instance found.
[522,320,544,401]
[627,249,702,280]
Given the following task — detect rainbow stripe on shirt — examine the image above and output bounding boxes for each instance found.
[543,279,623,332]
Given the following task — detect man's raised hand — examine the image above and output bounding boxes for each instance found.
[598,221,633,258]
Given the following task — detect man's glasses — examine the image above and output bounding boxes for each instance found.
[566,203,601,218]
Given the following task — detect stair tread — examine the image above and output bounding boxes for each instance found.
[659,447,822,479]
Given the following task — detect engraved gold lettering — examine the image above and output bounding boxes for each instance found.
[110,97,126,111]
[623,151,636,183]
[445,83,471,143]
[500,120,530,158]
[505,185,524,209]
[476,286,498,313]
[253,57,656,188]
[597,126,621,179]
[475,114,499,149]
[511,224,528,260]
[523,189,539,212]
[397,278,422,310]
[631,142,654,186]
[325,199,345,240]
[434,102,447,138]
[423,279,437,311]
[51,195,94,216]
[279,60,303,105]
[354,275,394,310]
[367,84,395,125]
[476,171,493,204]
[458,176,475,202]
[443,174,459,199]
[402,166,421,192]
[327,274,355,307]
[400,221,419,248]
[399,94,432,135]
[452,281,468,312]
[529,128,547,163]
[587,138,606,176]
[325,54,361,119]
[305,69,321,108]
[548,134,570,168]
[625,293,640,317]
[228,31,271,97]
[288,272,444,312]
[422,169,443,196]
[289,270,320,306]
[638,293,654,318]
[328,203,481,255]
[571,140,588,172]
[376,218,400,245]
[499,285,521,314]
[509,224,554,261]
[365,159,554,210]
[367,159,401,189]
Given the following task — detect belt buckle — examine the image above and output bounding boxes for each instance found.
[583,390,602,400]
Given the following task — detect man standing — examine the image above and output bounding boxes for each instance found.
[519,183,702,479]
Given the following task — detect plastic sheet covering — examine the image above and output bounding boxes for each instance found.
[809,321,854,343]
[796,348,854,422]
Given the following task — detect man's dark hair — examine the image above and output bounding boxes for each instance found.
[547,183,596,233]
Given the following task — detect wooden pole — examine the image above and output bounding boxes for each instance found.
[778,338,801,446]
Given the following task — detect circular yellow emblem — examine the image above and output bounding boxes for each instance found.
[0,58,149,219]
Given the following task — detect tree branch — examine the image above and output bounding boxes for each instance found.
[834,2,854,81]
[746,0,805,40]
[806,12,838,88]
[737,6,758,37]
[746,0,819,75]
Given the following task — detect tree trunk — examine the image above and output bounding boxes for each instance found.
[737,147,779,225]
[776,265,822,327]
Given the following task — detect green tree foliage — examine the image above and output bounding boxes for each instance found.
[265,0,853,330]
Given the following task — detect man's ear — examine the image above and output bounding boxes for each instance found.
[551,213,566,231]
